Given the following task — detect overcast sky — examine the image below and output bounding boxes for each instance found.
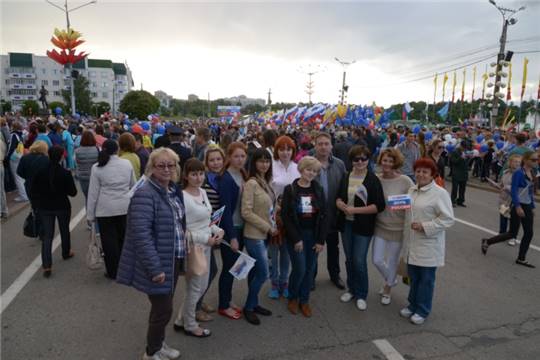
[1,0,539,106]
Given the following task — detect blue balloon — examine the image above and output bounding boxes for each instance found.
[446,144,456,153]
[157,125,165,134]
[493,132,500,141]
[480,144,489,153]
[399,134,406,143]
[141,122,150,131]
[55,106,62,115]
[424,131,433,141]
[496,140,504,150]
[413,125,421,135]
[124,119,132,126]
[476,134,484,143]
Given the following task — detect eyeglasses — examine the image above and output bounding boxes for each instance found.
[155,163,177,170]
[352,156,369,162]
[437,146,444,149]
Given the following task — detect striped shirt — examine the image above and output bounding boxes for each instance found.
[166,188,186,258]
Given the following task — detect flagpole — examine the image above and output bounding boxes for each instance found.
[433,74,438,122]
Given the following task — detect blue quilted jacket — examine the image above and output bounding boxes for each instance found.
[117,178,186,295]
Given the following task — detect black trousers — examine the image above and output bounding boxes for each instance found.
[146,259,182,356]
[451,179,467,205]
[39,209,71,268]
[313,230,341,281]
[97,215,127,279]
[486,204,535,261]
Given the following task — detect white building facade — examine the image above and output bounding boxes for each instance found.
[0,52,133,113]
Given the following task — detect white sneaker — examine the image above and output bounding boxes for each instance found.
[142,351,168,360]
[508,239,517,246]
[381,294,391,305]
[340,292,354,303]
[355,299,367,311]
[400,307,413,318]
[410,313,426,325]
[160,342,181,359]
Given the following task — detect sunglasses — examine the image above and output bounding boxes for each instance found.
[437,146,444,149]
[352,156,370,162]
[155,163,177,170]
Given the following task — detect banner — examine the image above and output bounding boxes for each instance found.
[521,57,529,101]
[442,73,449,101]
[506,62,512,101]
[461,68,466,103]
[471,66,477,102]
[387,194,412,210]
[451,71,457,103]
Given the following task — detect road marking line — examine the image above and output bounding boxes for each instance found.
[1,208,86,314]
[373,339,405,360]
[455,217,540,252]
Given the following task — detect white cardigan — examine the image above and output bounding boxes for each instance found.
[86,155,135,221]
[402,181,455,267]
[183,189,222,245]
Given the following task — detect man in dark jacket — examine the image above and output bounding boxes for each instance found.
[333,131,353,171]
[167,126,192,170]
[449,141,470,207]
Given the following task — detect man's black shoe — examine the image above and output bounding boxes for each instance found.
[243,309,260,325]
[253,306,272,316]
[331,277,346,290]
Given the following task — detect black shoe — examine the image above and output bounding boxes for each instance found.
[515,259,536,268]
[173,323,184,332]
[481,239,488,255]
[331,277,346,290]
[43,268,52,278]
[243,309,260,325]
[311,282,316,291]
[452,203,457,208]
[253,306,272,316]
[104,273,116,280]
[457,203,466,207]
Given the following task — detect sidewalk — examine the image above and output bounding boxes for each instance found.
[2,191,30,222]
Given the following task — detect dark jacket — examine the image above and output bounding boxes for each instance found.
[281,179,328,246]
[16,153,49,200]
[333,140,353,171]
[449,148,469,182]
[117,179,186,295]
[314,155,346,230]
[168,142,192,170]
[218,170,240,241]
[336,170,385,236]
[30,163,77,211]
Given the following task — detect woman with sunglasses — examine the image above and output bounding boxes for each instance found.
[482,151,537,268]
[428,139,446,187]
[336,145,385,311]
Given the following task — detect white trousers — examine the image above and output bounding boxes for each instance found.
[175,246,211,332]
[372,236,402,288]
[10,157,27,201]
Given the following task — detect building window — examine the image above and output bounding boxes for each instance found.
[5,79,9,85]
[54,91,61,96]
[102,82,108,88]
[91,92,98,97]
[91,82,97,88]
[8,89,36,95]
[42,69,46,74]
[53,69,58,75]
[53,80,60,86]
[41,80,48,86]
[102,92,108,98]
[89,71,96,77]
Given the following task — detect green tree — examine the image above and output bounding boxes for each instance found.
[22,100,39,116]
[49,101,66,115]
[91,101,111,117]
[119,90,160,120]
[1,100,11,114]
[62,75,91,114]
[159,106,171,117]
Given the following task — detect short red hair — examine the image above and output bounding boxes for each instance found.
[413,157,438,177]
[273,135,297,160]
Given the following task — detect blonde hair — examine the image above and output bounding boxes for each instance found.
[29,140,48,155]
[298,156,321,173]
[377,148,404,169]
[204,145,226,171]
[145,147,180,182]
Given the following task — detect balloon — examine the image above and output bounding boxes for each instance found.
[147,115,153,121]
[156,125,165,134]
[337,104,347,118]
[493,132,500,141]
[480,144,489,153]
[424,131,433,141]
[496,140,504,150]
[399,134,405,143]
[474,144,481,151]
[476,134,484,143]
[412,125,421,135]
[55,106,62,115]
[141,122,150,131]
[444,134,452,142]
[446,144,455,153]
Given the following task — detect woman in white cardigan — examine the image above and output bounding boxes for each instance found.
[400,158,454,325]
[174,159,224,337]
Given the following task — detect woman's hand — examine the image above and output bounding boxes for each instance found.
[294,241,303,252]
[230,238,239,252]
[411,222,424,232]
[516,207,525,218]
[215,229,225,241]
[336,199,347,212]
[152,272,165,284]
[269,227,279,237]
[313,243,324,253]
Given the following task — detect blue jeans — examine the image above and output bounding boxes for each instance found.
[407,264,437,318]
[244,238,269,311]
[288,229,318,304]
[269,241,290,289]
[218,229,244,310]
[341,221,372,300]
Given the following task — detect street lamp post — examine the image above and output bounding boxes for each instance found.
[487,0,525,128]
[335,58,356,105]
[45,0,96,116]
[298,64,325,105]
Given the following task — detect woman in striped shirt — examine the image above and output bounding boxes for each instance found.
[195,145,226,321]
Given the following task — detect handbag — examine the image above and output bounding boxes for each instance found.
[499,203,511,218]
[23,210,40,238]
[86,223,103,270]
[186,232,208,277]
[397,257,408,278]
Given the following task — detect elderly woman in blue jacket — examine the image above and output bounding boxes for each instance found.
[117,147,185,360]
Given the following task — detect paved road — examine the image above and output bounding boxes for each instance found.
[1,184,539,360]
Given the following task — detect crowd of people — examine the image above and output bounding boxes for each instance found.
[1,111,539,360]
